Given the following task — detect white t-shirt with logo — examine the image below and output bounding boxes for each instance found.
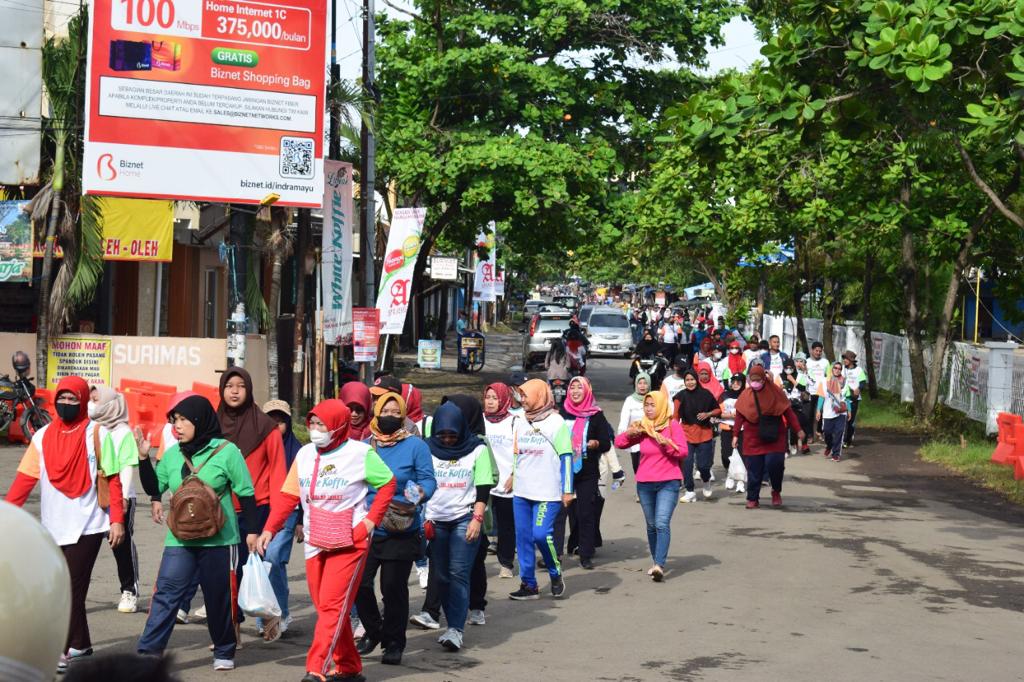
[661,374,687,402]
[512,413,573,502]
[484,416,518,498]
[806,357,830,385]
[767,351,785,376]
[426,444,495,521]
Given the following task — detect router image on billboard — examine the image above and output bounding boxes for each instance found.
[109,40,182,72]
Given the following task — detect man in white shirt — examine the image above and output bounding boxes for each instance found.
[805,341,831,386]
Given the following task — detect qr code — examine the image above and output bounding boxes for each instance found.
[279,136,314,179]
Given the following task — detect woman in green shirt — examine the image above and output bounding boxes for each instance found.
[137,395,259,672]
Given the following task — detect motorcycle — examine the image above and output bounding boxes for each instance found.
[630,353,668,391]
[0,351,51,440]
[550,378,568,407]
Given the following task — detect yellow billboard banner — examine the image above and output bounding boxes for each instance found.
[33,197,173,261]
[47,336,113,389]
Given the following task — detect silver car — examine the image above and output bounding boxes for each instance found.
[521,311,573,369]
[585,308,633,357]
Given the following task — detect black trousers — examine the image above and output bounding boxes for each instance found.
[741,453,785,502]
[422,534,489,618]
[844,400,860,445]
[720,429,735,470]
[490,495,516,570]
[630,450,640,474]
[355,534,417,649]
[111,497,139,594]
[553,477,600,560]
[63,532,105,651]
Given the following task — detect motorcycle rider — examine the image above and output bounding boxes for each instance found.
[545,339,573,406]
[562,317,589,375]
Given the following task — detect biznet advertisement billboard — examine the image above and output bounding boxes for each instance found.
[82,0,328,206]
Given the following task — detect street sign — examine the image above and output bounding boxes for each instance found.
[430,256,458,281]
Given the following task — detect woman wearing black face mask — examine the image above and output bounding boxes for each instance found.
[354,392,436,665]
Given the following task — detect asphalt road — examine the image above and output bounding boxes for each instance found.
[8,355,1024,681]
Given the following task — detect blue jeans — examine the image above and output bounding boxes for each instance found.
[513,496,561,589]
[683,440,714,492]
[256,508,300,628]
[429,515,480,631]
[139,545,237,660]
[636,480,681,567]
[823,415,847,458]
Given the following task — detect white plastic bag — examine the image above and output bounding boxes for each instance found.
[728,453,747,484]
[238,553,281,619]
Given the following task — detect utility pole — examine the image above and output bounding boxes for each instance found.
[329,0,340,160]
[360,0,377,308]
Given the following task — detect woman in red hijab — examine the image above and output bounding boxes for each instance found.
[339,381,373,442]
[5,376,125,672]
[258,399,395,682]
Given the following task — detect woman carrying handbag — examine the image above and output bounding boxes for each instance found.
[257,399,396,682]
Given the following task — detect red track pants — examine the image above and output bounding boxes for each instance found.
[305,538,370,677]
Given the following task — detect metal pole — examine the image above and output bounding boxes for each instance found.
[361,0,377,308]
[329,0,340,160]
[973,269,981,344]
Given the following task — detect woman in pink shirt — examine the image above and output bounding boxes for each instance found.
[613,391,686,582]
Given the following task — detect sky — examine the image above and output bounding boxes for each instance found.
[333,7,763,81]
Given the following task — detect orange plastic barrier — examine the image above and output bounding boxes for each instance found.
[1013,424,1024,481]
[991,412,1023,465]
[191,382,221,410]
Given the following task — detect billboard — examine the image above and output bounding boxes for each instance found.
[376,207,424,334]
[321,160,353,344]
[82,0,328,206]
[0,201,34,283]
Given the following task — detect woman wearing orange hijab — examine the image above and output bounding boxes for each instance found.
[5,376,125,672]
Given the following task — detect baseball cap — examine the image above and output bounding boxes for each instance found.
[370,375,403,397]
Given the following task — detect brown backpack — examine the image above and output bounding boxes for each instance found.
[168,443,229,541]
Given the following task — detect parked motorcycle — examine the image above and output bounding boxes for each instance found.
[0,351,51,440]
[630,353,668,391]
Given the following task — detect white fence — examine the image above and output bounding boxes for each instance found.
[761,314,1022,433]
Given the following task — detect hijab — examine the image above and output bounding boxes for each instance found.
[676,369,719,425]
[827,361,846,396]
[724,373,746,400]
[41,376,92,499]
[781,358,800,391]
[217,367,277,457]
[696,361,724,399]
[427,402,483,460]
[727,340,747,375]
[635,391,680,452]
[339,381,373,441]
[90,386,129,430]
[520,379,556,422]
[369,392,411,447]
[635,332,660,356]
[563,376,600,418]
[172,395,224,458]
[442,394,486,436]
[307,399,352,453]
[274,412,303,467]
[630,371,652,403]
[483,383,513,423]
[735,364,792,422]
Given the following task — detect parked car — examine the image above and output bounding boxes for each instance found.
[585,308,633,357]
[524,299,547,317]
[521,310,573,369]
[577,304,595,330]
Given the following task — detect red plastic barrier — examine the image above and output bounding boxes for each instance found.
[1013,424,1024,481]
[991,412,1023,465]
[191,382,221,410]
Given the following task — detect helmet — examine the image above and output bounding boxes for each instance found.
[12,351,30,376]
[0,502,71,678]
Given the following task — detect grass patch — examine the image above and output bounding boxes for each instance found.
[855,393,921,433]
[920,439,1024,505]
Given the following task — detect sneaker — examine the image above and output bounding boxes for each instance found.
[355,635,379,655]
[193,604,207,620]
[634,493,640,503]
[280,615,293,635]
[326,674,367,682]
[213,659,234,671]
[498,565,514,579]
[771,490,782,507]
[579,557,594,570]
[381,646,403,665]
[467,609,486,626]
[176,609,190,625]
[724,478,736,491]
[351,616,365,639]
[736,481,746,494]
[680,490,697,504]
[651,565,664,582]
[702,480,713,498]
[550,575,566,599]
[746,500,760,509]
[118,591,138,613]
[832,454,841,462]
[438,627,463,651]
[57,647,92,673]
[509,583,540,601]
[409,611,441,629]
[708,470,716,482]
[416,565,430,590]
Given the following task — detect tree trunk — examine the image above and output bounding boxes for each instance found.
[36,193,61,385]
[821,249,838,362]
[266,251,282,400]
[861,251,879,399]
[792,273,809,355]
[753,269,766,338]
[897,179,929,421]
[292,209,310,411]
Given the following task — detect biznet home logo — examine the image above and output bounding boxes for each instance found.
[97,153,118,181]
[96,153,144,181]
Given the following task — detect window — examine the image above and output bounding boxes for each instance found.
[589,314,628,328]
[203,269,220,338]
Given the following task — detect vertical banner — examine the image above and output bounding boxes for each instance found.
[0,201,34,283]
[494,266,505,296]
[321,160,353,344]
[353,307,380,362]
[472,228,496,302]
[376,207,425,334]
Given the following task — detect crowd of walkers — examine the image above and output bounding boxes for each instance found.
[3,313,866,681]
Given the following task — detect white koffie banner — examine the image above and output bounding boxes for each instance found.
[376,207,425,334]
[321,160,354,344]
[472,228,496,302]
